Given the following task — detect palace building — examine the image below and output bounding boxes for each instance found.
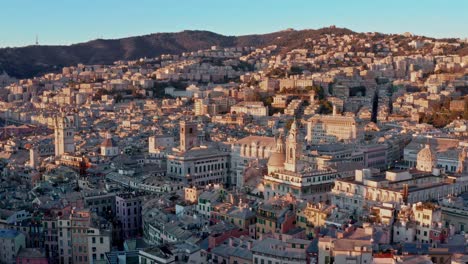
[167,121,230,186]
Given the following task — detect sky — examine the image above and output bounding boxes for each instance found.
[0,0,467,48]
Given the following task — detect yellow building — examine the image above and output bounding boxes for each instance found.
[184,186,201,204]
[296,202,335,237]
[256,196,296,239]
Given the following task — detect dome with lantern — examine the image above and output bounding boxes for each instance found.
[416,144,436,172]
[267,134,286,174]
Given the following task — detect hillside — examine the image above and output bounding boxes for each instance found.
[0,27,355,78]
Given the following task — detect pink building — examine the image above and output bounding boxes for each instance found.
[116,193,143,239]
[16,248,48,264]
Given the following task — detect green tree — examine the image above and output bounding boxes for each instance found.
[285,119,294,130]
[289,66,303,75]
[305,85,325,100]
[319,100,333,114]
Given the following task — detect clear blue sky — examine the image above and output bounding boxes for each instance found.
[1,0,467,47]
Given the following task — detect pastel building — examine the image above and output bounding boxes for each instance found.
[0,229,25,264]
[167,121,230,186]
[16,248,48,264]
[230,136,276,187]
[307,112,365,144]
[230,101,268,117]
[116,193,143,239]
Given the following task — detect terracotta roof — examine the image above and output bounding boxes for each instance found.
[101,138,116,147]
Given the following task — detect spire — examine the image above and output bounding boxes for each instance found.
[288,118,299,142]
[290,117,298,131]
[457,147,466,174]
[275,133,285,153]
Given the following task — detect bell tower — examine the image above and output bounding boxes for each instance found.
[179,121,198,152]
[54,114,75,157]
[284,119,302,172]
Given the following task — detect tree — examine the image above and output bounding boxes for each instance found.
[289,66,303,75]
[264,96,273,106]
[92,88,110,101]
[305,85,325,100]
[319,100,333,114]
[285,119,294,130]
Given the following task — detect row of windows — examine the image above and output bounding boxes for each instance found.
[192,172,225,179]
[194,158,224,165]
[117,201,140,207]
[87,199,113,206]
[91,237,105,244]
[118,207,140,216]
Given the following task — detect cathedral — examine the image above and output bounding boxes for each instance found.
[263,119,341,201]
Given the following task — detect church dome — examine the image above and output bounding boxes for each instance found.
[268,152,285,167]
[267,134,286,172]
[416,144,436,172]
[101,132,116,148]
[101,138,115,148]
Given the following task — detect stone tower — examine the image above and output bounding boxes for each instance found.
[54,114,75,157]
[29,146,38,169]
[284,119,302,173]
[179,121,198,152]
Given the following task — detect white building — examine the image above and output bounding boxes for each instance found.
[230,136,275,187]
[306,112,365,144]
[87,227,112,263]
[330,167,468,214]
[54,114,77,157]
[148,135,174,154]
[100,132,119,157]
[230,101,268,117]
[167,121,230,186]
[252,238,309,264]
[404,137,467,174]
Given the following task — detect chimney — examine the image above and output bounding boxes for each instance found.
[337,231,344,239]
[247,241,253,250]
[332,105,337,116]
[228,238,233,247]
